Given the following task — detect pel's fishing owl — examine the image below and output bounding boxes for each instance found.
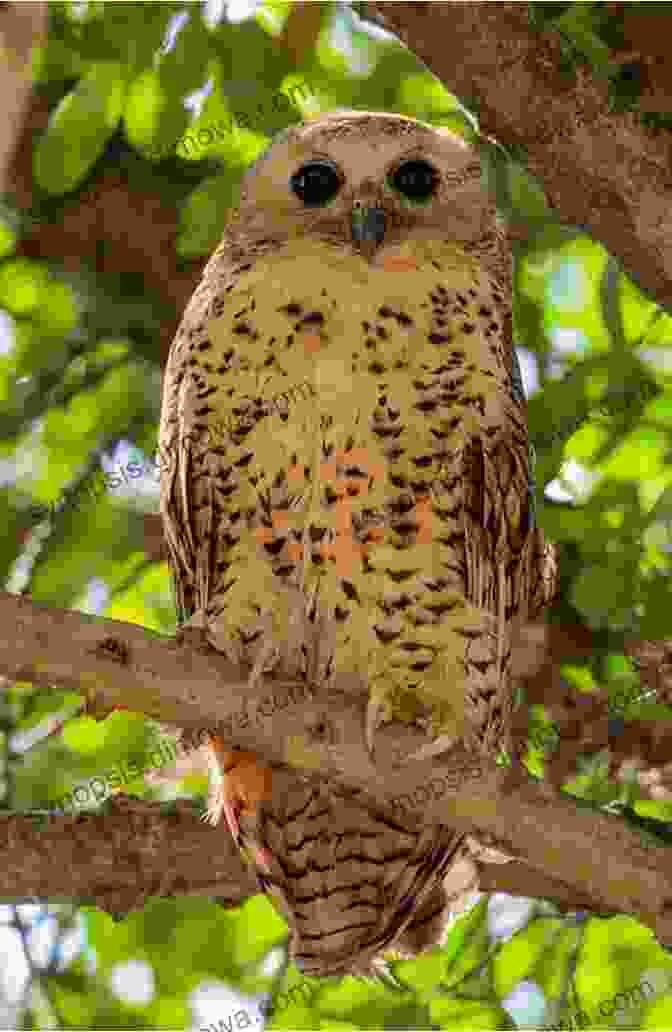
[160,110,556,975]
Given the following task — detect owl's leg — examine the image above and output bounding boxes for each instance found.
[201,590,310,871]
[203,734,274,872]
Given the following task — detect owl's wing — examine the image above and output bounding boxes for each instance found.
[160,263,219,628]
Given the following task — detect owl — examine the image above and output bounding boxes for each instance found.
[159,109,556,974]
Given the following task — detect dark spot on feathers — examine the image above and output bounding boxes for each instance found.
[394,518,418,535]
[374,626,401,644]
[461,323,476,334]
[198,340,213,351]
[233,321,253,335]
[300,311,325,325]
[388,568,415,584]
[478,306,493,317]
[388,496,415,516]
[279,302,303,316]
[263,538,285,556]
[429,333,452,345]
[378,305,394,319]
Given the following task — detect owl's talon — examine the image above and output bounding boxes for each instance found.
[254,846,274,872]
[406,734,458,765]
[365,700,385,759]
[202,785,243,846]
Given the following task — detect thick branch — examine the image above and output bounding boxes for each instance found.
[361,2,672,312]
[2,590,672,944]
[0,797,257,914]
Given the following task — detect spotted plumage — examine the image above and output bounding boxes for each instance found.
[160,110,557,974]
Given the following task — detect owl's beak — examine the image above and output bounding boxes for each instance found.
[351,205,386,258]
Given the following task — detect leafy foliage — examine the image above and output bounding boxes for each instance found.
[0,0,670,1027]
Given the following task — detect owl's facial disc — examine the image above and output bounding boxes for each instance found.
[237,113,489,258]
[288,155,441,258]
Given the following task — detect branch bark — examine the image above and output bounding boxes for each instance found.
[0,797,258,915]
[2,590,672,944]
[0,1,47,196]
[360,2,672,312]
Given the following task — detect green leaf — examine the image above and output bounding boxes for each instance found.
[34,63,127,194]
[176,172,245,258]
[431,996,513,1030]
[443,898,491,990]
[493,918,564,999]
[123,70,191,158]
[507,161,550,223]
[62,716,108,754]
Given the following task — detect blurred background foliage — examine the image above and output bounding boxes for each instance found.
[0,0,670,1028]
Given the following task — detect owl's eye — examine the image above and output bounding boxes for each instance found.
[390,159,439,202]
[290,160,341,206]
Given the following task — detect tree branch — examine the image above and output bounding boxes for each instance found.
[2,590,672,944]
[0,1,47,195]
[0,797,258,914]
[360,2,672,312]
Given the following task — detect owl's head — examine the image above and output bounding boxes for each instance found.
[231,110,498,261]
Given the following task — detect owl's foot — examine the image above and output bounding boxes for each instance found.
[202,783,242,842]
[365,699,385,759]
[203,736,274,870]
[405,734,459,765]
[366,700,458,765]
